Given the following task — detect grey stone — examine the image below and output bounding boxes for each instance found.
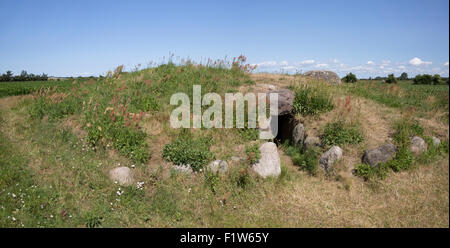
[362,144,397,167]
[304,136,321,149]
[110,167,133,186]
[432,136,441,147]
[292,123,306,145]
[410,136,427,155]
[173,164,193,174]
[319,146,343,172]
[303,70,342,85]
[252,142,281,178]
[207,160,228,173]
[268,89,295,116]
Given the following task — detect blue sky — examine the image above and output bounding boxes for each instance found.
[1,0,449,77]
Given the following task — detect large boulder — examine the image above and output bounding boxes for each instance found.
[268,89,295,116]
[292,123,306,145]
[304,136,321,149]
[110,167,133,186]
[207,160,228,173]
[303,70,342,85]
[362,144,397,167]
[319,146,343,172]
[252,142,281,178]
[410,136,427,155]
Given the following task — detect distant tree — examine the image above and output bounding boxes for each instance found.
[398,72,408,80]
[385,74,397,84]
[342,72,357,83]
[433,74,442,85]
[413,74,433,85]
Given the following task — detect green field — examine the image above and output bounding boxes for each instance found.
[0,80,74,98]
[343,80,449,121]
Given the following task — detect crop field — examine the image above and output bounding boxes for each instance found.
[0,62,448,228]
[0,80,74,98]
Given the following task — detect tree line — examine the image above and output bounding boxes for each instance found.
[344,72,449,85]
[0,70,48,82]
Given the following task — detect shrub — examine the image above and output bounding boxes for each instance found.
[204,171,220,194]
[284,143,320,175]
[385,148,414,172]
[433,74,442,85]
[342,73,357,83]
[398,72,408,81]
[293,85,334,116]
[385,74,397,84]
[245,143,261,164]
[393,118,423,149]
[321,120,364,147]
[162,133,214,171]
[413,74,433,85]
[354,163,389,181]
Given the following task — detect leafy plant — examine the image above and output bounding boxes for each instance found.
[292,85,334,116]
[342,72,357,83]
[321,120,364,147]
[385,74,397,84]
[162,132,214,171]
[204,171,220,194]
[284,143,320,175]
[245,143,261,164]
[354,163,389,181]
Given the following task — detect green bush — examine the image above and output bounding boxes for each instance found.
[245,143,261,164]
[284,144,320,175]
[354,163,389,181]
[393,118,423,149]
[321,120,364,147]
[385,74,397,84]
[204,171,220,194]
[86,114,151,164]
[385,148,414,172]
[398,72,408,81]
[413,74,433,85]
[292,85,334,116]
[162,133,214,171]
[342,72,357,83]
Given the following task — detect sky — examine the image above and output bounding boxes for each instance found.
[0,0,449,78]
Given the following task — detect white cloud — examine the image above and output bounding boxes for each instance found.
[254,61,277,67]
[296,59,315,65]
[315,63,328,68]
[444,61,449,66]
[398,65,406,69]
[279,61,288,66]
[367,61,375,65]
[409,57,432,66]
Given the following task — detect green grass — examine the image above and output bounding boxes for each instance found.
[343,80,449,119]
[321,120,364,147]
[0,80,74,98]
[292,84,334,116]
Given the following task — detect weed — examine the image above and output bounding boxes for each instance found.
[292,85,334,116]
[321,120,364,147]
[162,132,214,171]
[245,143,261,164]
